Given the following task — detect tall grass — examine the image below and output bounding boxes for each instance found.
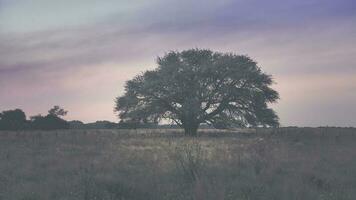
[0,128,355,199]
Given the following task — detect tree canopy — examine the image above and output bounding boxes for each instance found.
[115,49,279,136]
[48,105,68,117]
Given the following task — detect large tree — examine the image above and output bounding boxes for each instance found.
[115,49,279,136]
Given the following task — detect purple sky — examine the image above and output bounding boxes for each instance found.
[1,0,356,126]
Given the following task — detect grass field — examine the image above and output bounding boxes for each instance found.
[0,128,356,200]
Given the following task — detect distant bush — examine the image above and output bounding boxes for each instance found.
[68,120,85,129]
[0,106,70,130]
[28,106,70,130]
[85,121,118,129]
[30,114,69,130]
[0,109,27,130]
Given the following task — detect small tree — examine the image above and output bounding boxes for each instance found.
[115,49,279,136]
[30,106,69,130]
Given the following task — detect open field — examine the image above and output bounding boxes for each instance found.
[0,128,356,200]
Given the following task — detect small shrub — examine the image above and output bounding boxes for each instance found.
[170,140,207,182]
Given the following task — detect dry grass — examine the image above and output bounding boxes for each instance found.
[0,128,355,200]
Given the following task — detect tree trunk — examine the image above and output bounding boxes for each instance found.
[183,122,199,136]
